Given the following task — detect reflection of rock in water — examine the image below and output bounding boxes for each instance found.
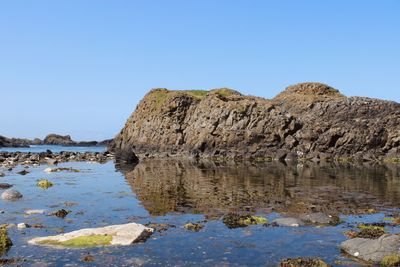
[119,159,400,216]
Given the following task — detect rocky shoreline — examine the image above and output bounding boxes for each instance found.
[0,134,112,148]
[109,83,400,163]
[0,151,114,169]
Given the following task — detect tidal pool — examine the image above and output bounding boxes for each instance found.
[1,158,400,266]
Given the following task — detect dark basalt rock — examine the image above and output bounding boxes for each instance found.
[109,83,400,162]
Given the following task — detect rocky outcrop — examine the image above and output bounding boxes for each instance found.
[0,136,31,148]
[110,83,400,162]
[43,134,74,145]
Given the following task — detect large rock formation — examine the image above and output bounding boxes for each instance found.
[0,135,31,148]
[109,83,400,162]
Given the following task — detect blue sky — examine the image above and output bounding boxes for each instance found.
[1,1,399,140]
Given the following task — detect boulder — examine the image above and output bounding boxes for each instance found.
[28,223,153,248]
[340,234,400,264]
[1,189,23,200]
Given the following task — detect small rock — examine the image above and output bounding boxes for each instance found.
[25,209,46,215]
[1,189,23,200]
[17,223,30,230]
[184,223,204,231]
[272,217,304,227]
[17,170,29,175]
[81,253,95,262]
[50,209,70,218]
[0,183,13,190]
[0,173,4,177]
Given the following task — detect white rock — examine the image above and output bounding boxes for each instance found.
[28,223,153,247]
[26,209,46,215]
[44,168,52,173]
[18,223,29,229]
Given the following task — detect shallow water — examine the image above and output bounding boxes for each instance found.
[1,155,400,266]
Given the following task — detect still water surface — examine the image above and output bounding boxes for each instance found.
[1,147,400,266]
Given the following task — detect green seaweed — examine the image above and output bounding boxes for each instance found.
[381,254,400,266]
[37,179,54,189]
[37,234,113,248]
[0,227,12,255]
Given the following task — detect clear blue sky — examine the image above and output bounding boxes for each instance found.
[1,1,399,140]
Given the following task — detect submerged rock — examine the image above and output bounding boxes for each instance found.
[1,189,23,200]
[222,213,267,229]
[280,257,330,267]
[50,209,70,218]
[44,167,80,173]
[28,223,153,248]
[300,213,340,226]
[340,234,400,264]
[184,223,204,231]
[272,217,304,227]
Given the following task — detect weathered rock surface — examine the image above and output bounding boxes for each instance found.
[1,189,23,200]
[109,83,400,161]
[28,223,153,248]
[340,234,400,264]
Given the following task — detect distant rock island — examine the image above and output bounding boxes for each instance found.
[0,134,111,148]
[109,82,400,162]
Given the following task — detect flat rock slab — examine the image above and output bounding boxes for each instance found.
[28,223,154,248]
[340,234,400,263]
[273,217,305,227]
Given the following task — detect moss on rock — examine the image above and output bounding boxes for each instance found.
[223,213,268,229]
[382,254,400,266]
[37,234,113,248]
[0,227,12,255]
[37,179,54,189]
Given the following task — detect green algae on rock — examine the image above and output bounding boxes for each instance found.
[0,227,12,255]
[29,223,154,248]
[37,234,113,248]
[37,179,54,189]
[381,254,400,266]
[222,213,267,229]
[280,257,331,267]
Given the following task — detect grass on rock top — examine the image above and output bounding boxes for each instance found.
[37,234,113,248]
[147,88,240,108]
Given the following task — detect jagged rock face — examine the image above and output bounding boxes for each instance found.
[110,83,400,161]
